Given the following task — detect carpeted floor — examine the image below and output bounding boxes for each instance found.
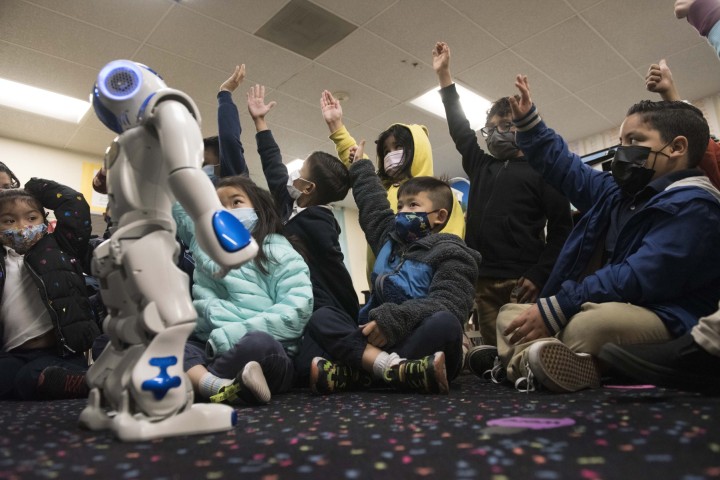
[1,374,718,480]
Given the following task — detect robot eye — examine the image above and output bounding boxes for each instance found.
[105,68,140,97]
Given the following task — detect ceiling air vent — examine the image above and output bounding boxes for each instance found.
[255,0,357,59]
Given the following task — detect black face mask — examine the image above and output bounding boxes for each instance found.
[486,130,520,160]
[610,143,671,195]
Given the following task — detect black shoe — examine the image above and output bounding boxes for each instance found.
[382,352,449,394]
[309,357,373,395]
[210,361,271,406]
[37,366,89,400]
[466,345,506,383]
[598,334,720,394]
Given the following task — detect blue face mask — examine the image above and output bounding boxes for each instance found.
[394,211,437,244]
[230,208,258,233]
[202,164,218,185]
[0,223,48,254]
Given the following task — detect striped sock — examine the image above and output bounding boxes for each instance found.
[199,372,232,399]
[372,352,402,379]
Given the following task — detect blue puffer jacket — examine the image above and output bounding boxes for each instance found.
[515,107,720,337]
[172,204,313,358]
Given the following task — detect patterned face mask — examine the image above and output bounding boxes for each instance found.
[0,223,48,254]
[393,211,438,244]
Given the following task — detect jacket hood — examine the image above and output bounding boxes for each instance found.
[387,123,433,178]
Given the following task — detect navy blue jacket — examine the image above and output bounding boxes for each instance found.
[516,106,720,337]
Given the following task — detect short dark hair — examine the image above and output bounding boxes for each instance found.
[626,100,709,168]
[304,151,350,205]
[0,188,44,219]
[215,175,282,275]
[203,136,220,165]
[397,176,454,216]
[486,95,520,124]
[0,162,21,189]
[376,124,414,186]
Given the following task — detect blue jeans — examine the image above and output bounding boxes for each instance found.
[0,348,87,400]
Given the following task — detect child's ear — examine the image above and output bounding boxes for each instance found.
[669,135,689,165]
[434,208,449,226]
[303,181,316,195]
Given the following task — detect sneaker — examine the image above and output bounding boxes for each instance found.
[525,341,601,393]
[310,357,373,395]
[466,345,505,382]
[210,361,271,406]
[37,366,89,400]
[598,334,720,394]
[382,351,449,394]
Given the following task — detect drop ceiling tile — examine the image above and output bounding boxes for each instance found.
[276,63,398,124]
[458,50,570,108]
[147,7,310,88]
[0,41,97,99]
[365,0,505,73]
[582,0,704,68]
[652,43,720,103]
[65,126,115,157]
[0,106,80,150]
[565,0,606,11]
[261,124,326,161]
[179,0,288,34]
[0,1,140,68]
[25,0,173,41]
[310,0,396,24]
[315,28,437,101]
[513,16,630,93]
[577,71,651,126]
[254,91,327,140]
[540,96,615,142]
[445,0,575,46]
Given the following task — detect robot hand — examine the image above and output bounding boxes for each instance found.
[195,208,259,279]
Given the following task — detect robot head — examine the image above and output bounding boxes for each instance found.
[92,60,167,133]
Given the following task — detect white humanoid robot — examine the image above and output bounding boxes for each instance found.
[79,60,259,441]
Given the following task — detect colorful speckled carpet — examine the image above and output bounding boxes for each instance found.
[1,374,718,480]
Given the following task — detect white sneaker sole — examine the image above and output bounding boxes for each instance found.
[242,361,271,404]
[528,342,601,393]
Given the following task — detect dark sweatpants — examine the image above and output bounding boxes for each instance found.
[0,348,87,400]
[294,306,464,382]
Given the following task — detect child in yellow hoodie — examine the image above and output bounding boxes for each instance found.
[321,91,466,278]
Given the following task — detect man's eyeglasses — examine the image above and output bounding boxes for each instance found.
[480,121,514,138]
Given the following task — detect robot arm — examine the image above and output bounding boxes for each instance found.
[154,106,257,277]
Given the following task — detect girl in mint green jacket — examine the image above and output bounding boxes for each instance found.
[174,176,313,406]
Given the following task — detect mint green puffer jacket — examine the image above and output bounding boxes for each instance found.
[173,203,313,358]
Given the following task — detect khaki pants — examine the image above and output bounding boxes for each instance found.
[472,277,518,347]
[496,302,673,382]
[692,302,720,357]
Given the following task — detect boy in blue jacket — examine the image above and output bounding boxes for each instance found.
[493,74,720,393]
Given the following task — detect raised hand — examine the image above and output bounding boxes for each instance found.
[246,84,277,120]
[508,74,533,120]
[321,90,344,133]
[220,64,245,93]
[674,0,695,18]
[350,140,366,164]
[645,59,681,101]
[432,41,452,87]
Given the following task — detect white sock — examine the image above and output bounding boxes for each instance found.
[199,372,232,399]
[372,352,402,379]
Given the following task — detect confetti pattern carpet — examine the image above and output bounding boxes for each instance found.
[1,374,718,480]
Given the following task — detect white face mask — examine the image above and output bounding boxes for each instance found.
[383,149,404,175]
[229,207,258,233]
[286,170,303,200]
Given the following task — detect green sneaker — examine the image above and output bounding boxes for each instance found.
[383,351,449,394]
[310,357,373,395]
[210,361,271,406]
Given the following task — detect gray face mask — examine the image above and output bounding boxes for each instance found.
[486,130,520,160]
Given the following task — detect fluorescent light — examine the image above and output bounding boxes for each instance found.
[0,78,91,123]
[409,83,492,131]
[286,158,304,174]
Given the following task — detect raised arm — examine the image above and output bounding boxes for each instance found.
[645,59,681,101]
[217,64,248,177]
[321,90,365,166]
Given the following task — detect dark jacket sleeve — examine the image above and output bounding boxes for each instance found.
[439,83,491,177]
[522,183,573,288]
[257,129,294,220]
[24,178,91,261]
[217,90,248,177]
[348,159,395,255]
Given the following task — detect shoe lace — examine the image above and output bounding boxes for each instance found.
[398,358,428,390]
[489,357,505,384]
[514,360,536,393]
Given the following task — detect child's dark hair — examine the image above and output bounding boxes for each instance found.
[215,176,283,275]
[203,136,220,165]
[0,162,21,189]
[376,124,414,187]
[0,189,45,221]
[397,176,454,218]
[486,95,520,123]
[626,100,709,168]
[304,151,350,205]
